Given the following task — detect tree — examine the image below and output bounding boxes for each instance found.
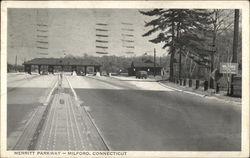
[140,9,213,81]
[207,9,235,88]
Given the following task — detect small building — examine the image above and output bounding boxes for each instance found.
[23,58,101,75]
[128,59,163,76]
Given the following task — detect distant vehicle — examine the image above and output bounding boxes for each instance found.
[101,71,108,76]
[136,71,148,79]
[41,71,48,75]
[86,72,95,76]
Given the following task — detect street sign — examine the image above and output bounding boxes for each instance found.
[220,63,238,74]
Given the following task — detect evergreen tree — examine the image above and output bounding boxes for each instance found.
[140,9,213,80]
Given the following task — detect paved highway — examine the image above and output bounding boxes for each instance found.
[7,74,57,149]
[35,75,107,150]
[68,75,241,151]
[7,74,241,151]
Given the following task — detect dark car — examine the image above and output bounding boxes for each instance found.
[136,71,148,79]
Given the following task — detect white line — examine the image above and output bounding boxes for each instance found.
[46,95,58,149]
[82,106,111,150]
[12,108,40,149]
[68,95,85,150]
[66,75,110,150]
[37,95,57,149]
[65,76,78,101]
[53,103,59,150]
[65,94,77,149]
[65,93,71,150]
[44,76,58,106]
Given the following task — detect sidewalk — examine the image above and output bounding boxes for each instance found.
[159,80,242,105]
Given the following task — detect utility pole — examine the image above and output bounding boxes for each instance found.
[209,10,218,89]
[154,48,156,77]
[15,55,17,72]
[179,50,182,80]
[210,44,215,89]
[169,15,175,82]
[231,9,239,95]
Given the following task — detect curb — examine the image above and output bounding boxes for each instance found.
[43,77,58,106]
[82,106,112,151]
[65,75,78,101]
[158,82,206,97]
[158,82,241,105]
[65,75,111,151]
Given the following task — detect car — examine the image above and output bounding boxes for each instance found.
[41,71,48,75]
[136,71,148,79]
[101,71,108,76]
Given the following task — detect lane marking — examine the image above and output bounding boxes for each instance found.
[46,95,58,150]
[65,94,77,150]
[12,107,40,149]
[53,102,59,150]
[82,106,111,150]
[44,76,59,106]
[65,93,72,150]
[68,95,85,150]
[65,76,110,150]
[65,76,78,101]
[37,94,58,149]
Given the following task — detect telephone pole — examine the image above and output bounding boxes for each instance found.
[179,50,182,80]
[231,9,239,95]
[15,55,17,72]
[154,48,156,77]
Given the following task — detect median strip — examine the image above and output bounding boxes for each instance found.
[65,75,110,150]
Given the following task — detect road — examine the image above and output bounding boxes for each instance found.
[35,76,107,150]
[7,74,241,151]
[68,75,241,151]
[7,74,57,149]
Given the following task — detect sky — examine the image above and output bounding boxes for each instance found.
[7,9,166,65]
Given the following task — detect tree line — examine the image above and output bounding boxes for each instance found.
[140,9,241,88]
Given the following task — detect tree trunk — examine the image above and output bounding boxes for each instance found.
[177,22,181,80]
[169,18,175,81]
[179,51,182,79]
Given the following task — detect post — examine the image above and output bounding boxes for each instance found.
[154,48,156,77]
[38,65,41,74]
[84,66,87,75]
[210,47,215,89]
[179,51,182,80]
[160,56,162,66]
[231,9,239,95]
[15,55,17,72]
[169,18,175,81]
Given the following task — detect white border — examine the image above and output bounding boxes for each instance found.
[1,1,249,158]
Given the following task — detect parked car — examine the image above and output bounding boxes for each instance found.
[101,71,108,76]
[41,71,48,75]
[136,71,148,79]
